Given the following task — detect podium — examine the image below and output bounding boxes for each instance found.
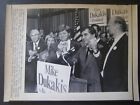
[69,76,87,92]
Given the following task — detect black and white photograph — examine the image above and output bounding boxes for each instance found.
[25,7,129,94]
[3,4,139,101]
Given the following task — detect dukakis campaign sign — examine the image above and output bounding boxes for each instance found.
[37,61,71,93]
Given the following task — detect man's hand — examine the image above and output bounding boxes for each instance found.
[29,50,37,56]
[28,50,38,62]
[88,38,98,53]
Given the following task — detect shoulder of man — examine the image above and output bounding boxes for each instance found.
[116,33,128,48]
[26,40,32,46]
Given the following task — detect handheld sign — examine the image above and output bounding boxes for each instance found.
[37,61,71,93]
[89,8,107,26]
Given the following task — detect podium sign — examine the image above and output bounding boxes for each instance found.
[37,61,71,93]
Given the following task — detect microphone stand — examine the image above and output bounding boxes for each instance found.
[72,61,76,76]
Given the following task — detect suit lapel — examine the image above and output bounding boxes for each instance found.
[82,47,91,69]
[30,42,33,50]
[38,39,41,48]
[38,39,45,52]
[86,52,94,65]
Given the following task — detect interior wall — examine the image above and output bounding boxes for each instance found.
[27,9,88,36]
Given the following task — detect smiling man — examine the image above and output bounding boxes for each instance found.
[25,29,46,93]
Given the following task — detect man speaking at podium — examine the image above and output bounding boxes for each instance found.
[73,26,102,92]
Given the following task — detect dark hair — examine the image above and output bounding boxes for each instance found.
[99,32,108,39]
[114,16,127,32]
[81,26,96,35]
[58,24,71,33]
[91,24,101,32]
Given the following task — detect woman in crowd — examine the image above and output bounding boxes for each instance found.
[39,33,58,63]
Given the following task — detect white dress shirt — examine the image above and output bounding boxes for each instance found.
[33,40,40,51]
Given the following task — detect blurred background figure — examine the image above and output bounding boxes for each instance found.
[97,32,112,68]
[91,24,101,42]
[39,29,45,40]
[39,32,57,63]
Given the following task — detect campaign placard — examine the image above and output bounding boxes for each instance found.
[37,61,71,93]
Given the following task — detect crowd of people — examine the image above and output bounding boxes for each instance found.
[25,16,128,93]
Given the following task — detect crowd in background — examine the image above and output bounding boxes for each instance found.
[27,24,114,62]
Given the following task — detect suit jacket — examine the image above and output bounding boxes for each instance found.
[74,46,101,92]
[102,34,128,92]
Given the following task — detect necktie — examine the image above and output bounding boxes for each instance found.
[35,43,38,51]
[85,48,89,61]
[85,47,94,61]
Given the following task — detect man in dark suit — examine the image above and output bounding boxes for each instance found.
[74,26,101,92]
[25,29,46,93]
[101,16,128,92]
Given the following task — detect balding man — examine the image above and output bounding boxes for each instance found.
[101,16,128,92]
[25,29,46,93]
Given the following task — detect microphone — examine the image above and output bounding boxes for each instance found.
[72,58,77,64]
[67,47,75,54]
[72,58,77,76]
